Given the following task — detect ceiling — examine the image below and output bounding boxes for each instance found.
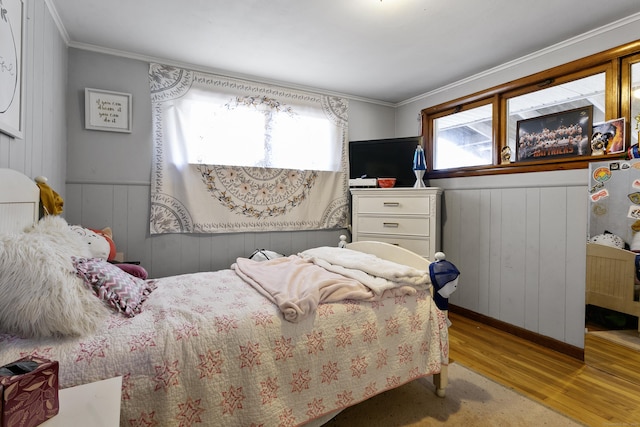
[49,0,640,104]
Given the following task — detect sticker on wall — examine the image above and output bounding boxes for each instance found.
[629,192,640,204]
[592,167,612,183]
[592,203,607,216]
[621,162,631,170]
[628,205,640,220]
[590,188,609,202]
[633,179,640,190]
[589,182,604,194]
[632,161,640,170]
[593,118,625,155]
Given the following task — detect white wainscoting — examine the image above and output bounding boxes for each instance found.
[65,182,346,279]
[67,168,589,348]
[432,169,589,348]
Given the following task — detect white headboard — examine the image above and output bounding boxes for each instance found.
[0,169,40,233]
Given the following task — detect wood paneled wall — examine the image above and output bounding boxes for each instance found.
[65,182,346,279]
[433,169,588,348]
[65,168,590,349]
[0,0,67,188]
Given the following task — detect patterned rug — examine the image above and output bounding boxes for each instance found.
[325,362,584,426]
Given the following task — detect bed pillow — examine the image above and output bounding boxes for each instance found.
[0,216,110,339]
[114,263,148,279]
[73,257,156,317]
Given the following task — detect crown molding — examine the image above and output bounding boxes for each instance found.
[397,12,640,107]
[44,1,640,109]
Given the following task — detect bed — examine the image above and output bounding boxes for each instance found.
[0,168,451,427]
[586,242,640,332]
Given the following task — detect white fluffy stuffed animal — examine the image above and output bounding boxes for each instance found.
[69,225,116,261]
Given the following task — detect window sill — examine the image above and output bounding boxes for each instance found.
[427,154,628,179]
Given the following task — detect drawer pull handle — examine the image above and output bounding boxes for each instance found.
[383,202,400,207]
[383,222,399,228]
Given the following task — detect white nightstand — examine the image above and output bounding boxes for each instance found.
[42,376,122,427]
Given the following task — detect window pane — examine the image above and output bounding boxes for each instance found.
[507,73,606,161]
[183,96,341,171]
[187,101,266,166]
[433,104,493,170]
[270,114,340,170]
[632,62,640,147]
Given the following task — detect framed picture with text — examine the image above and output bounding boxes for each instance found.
[516,106,592,162]
[85,88,132,133]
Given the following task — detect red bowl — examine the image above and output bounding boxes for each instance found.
[378,178,396,188]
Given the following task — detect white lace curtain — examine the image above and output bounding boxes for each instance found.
[148,63,349,234]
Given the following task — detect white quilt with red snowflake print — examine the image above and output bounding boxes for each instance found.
[0,268,448,427]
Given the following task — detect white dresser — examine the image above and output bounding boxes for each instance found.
[350,187,442,260]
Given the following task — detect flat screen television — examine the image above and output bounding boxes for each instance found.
[348,136,422,188]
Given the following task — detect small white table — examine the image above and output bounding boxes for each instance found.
[42,376,122,427]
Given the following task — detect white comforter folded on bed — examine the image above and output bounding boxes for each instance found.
[299,246,431,289]
[232,247,431,322]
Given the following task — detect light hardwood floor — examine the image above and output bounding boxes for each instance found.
[449,311,640,426]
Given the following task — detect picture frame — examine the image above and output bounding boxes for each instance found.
[516,106,593,162]
[0,0,25,139]
[84,88,132,133]
[591,117,625,155]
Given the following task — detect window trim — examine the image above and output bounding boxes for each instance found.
[422,39,640,179]
[621,52,640,144]
[426,97,497,170]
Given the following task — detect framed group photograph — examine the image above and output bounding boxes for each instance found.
[516,106,593,162]
[0,0,25,138]
[84,88,132,133]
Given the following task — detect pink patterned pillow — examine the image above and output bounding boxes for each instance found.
[73,257,156,317]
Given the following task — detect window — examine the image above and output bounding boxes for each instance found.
[632,61,640,146]
[433,102,493,170]
[166,89,343,172]
[421,41,634,177]
[623,54,640,148]
[505,72,606,163]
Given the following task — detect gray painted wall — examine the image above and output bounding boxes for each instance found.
[0,0,67,194]
[64,49,397,278]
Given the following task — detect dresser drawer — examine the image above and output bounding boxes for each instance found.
[356,234,431,258]
[356,216,429,236]
[356,196,430,215]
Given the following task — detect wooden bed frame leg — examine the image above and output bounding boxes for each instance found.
[433,364,448,397]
